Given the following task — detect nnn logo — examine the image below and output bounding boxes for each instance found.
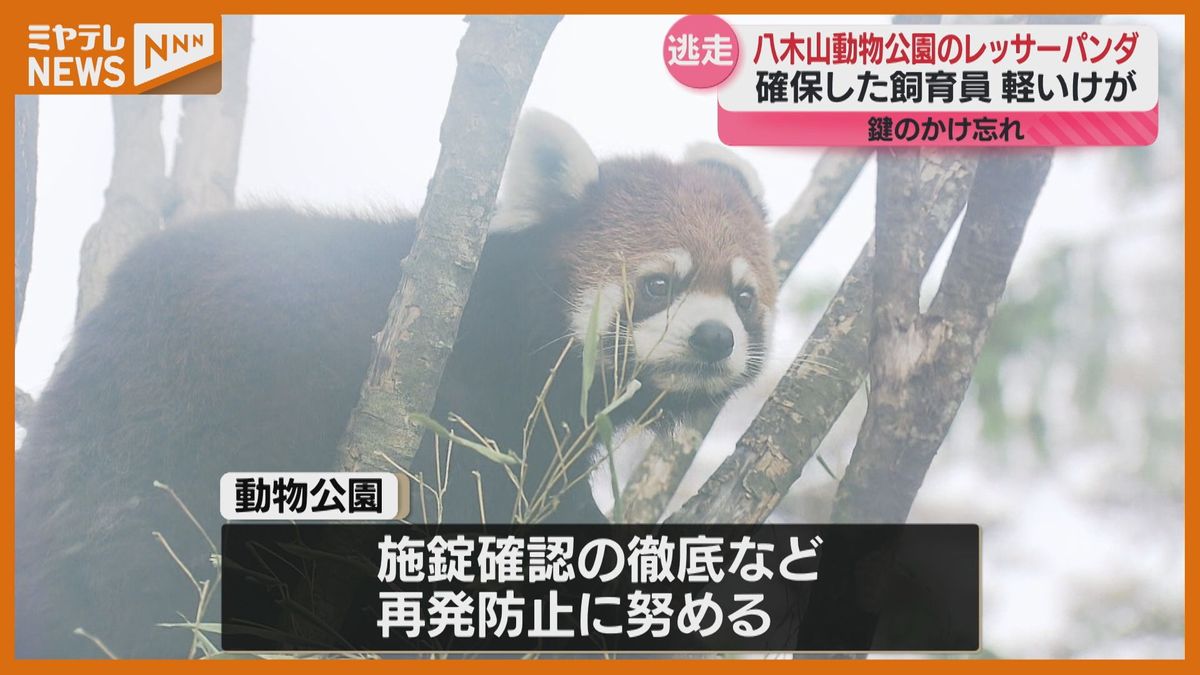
[133,23,214,86]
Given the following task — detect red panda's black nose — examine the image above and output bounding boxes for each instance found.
[689,320,735,363]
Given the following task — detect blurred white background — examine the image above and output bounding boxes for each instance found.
[14,15,1185,658]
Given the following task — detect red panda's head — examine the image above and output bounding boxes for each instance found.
[493,111,777,401]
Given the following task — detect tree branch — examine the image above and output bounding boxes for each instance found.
[15,95,37,339]
[618,410,714,523]
[772,149,872,281]
[76,97,168,321]
[338,15,561,472]
[832,150,1053,523]
[15,97,39,426]
[168,16,253,224]
[668,151,977,524]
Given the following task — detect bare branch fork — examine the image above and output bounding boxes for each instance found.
[18,17,252,436]
[168,15,253,224]
[833,149,1053,523]
[75,16,254,320]
[338,15,562,472]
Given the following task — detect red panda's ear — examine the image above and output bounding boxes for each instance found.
[492,109,600,232]
[683,142,765,204]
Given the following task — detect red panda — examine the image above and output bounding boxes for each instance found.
[14,110,777,658]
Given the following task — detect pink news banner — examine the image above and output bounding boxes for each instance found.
[663,15,1158,147]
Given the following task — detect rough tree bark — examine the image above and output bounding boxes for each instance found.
[620,148,870,523]
[168,16,253,224]
[832,150,1053,523]
[668,151,978,524]
[75,97,168,321]
[618,410,714,523]
[338,15,561,472]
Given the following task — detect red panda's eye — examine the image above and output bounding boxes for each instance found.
[735,288,756,311]
[642,274,671,299]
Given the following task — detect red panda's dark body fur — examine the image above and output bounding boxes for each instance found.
[15,117,775,658]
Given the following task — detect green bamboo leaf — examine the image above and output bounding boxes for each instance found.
[595,412,614,450]
[598,379,641,419]
[409,413,520,466]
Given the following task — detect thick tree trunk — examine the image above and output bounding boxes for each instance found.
[832,150,1053,523]
[338,15,561,472]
